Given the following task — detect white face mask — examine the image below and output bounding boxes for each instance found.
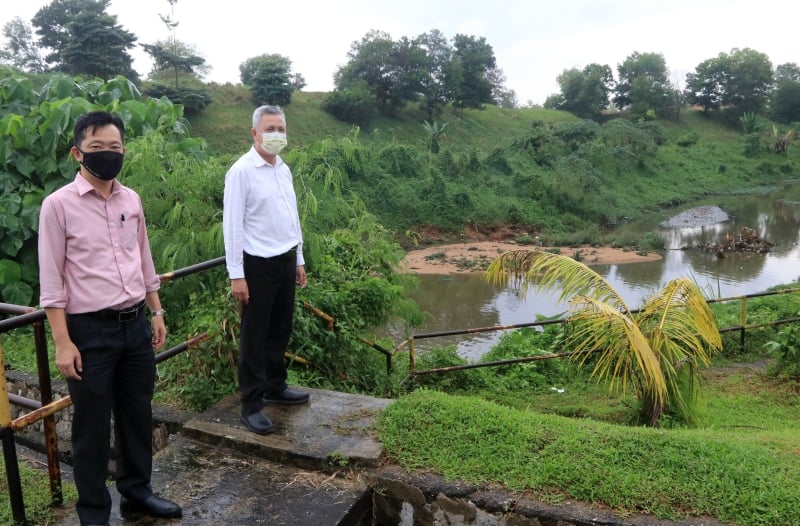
[261,132,287,155]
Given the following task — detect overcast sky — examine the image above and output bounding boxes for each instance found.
[1,0,796,105]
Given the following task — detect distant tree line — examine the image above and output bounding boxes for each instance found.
[545,48,800,126]
[1,1,797,128]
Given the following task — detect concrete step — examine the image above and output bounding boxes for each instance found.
[182,388,393,470]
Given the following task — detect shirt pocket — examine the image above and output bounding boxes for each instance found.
[121,216,140,250]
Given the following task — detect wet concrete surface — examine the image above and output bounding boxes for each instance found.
[50,387,388,525]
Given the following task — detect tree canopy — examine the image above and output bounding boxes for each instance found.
[685,48,773,117]
[547,63,614,119]
[32,0,138,81]
[613,51,673,116]
[239,54,295,106]
[331,29,504,120]
[0,17,46,73]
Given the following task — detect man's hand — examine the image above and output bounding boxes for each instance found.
[55,340,83,380]
[231,278,249,304]
[296,265,307,288]
[151,315,167,350]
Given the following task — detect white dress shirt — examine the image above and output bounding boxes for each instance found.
[223,147,304,280]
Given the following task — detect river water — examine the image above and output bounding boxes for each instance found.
[397,183,800,360]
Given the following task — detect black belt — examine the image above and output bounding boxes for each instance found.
[77,301,146,322]
[245,247,297,261]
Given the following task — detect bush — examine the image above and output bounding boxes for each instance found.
[142,83,212,115]
[322,85,376,127]
[676,132,700,147]
[764,324,800,381]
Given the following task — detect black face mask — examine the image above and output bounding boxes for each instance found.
[79,149,125,181]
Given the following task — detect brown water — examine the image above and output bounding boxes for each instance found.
[395,183,800,359]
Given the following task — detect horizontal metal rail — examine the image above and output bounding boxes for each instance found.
[403,287,800,377]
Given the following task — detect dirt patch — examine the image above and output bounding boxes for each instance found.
[401,242,662,274]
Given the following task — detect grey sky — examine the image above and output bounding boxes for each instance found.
[1,0,796,105]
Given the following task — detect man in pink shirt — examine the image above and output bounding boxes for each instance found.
[38,111,181,526]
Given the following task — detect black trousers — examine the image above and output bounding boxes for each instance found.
[66,310,155,525]
[239,250,296,415]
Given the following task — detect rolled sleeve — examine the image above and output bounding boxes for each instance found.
[38,197,68,309]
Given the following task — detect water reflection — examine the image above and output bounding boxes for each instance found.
[397,184,800,360]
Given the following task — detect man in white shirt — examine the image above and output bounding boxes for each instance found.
[223,105,309,435]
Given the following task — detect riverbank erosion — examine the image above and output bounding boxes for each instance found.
[402,241,662,274]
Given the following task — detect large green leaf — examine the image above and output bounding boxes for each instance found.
[2,281,33,307]
[0,259,22,285]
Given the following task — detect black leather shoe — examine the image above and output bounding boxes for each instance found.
[240,410,274,434]
[263,388,310,405]
[120,494,182,518]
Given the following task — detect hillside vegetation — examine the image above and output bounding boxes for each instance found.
[190,84,800,245]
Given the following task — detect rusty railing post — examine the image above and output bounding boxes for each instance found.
[1,337,27,524]
[33,319,63,505]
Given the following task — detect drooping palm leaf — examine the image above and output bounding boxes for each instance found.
[487,250,666,407]
[486,250,631,311]
[486,250,722,426]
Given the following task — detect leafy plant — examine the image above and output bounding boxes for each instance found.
[487,249,723,427]
[764,324,800,381]
[0,74,188,306]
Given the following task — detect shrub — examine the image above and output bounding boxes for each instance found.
[322,85,376,127]
[142,83,212,115]
[764,325,800,381]
[676,132,700,147]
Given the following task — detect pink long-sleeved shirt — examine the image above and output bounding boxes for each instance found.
[38,173,160,314]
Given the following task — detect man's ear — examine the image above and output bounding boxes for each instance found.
[70,146,82,162]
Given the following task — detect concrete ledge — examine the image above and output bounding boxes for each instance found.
[182,388,392,470]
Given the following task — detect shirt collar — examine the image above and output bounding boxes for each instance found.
[74,172,121,196]
[248,146,283,168]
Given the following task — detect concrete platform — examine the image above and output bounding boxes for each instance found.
[49,387,392,525]
[182,388,393,470]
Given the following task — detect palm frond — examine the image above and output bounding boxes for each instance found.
[567,297,666,405]
[486,250,630,311]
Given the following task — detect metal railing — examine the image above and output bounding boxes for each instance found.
[1,254,390,524]
[4,254,799,523]
[397,287,800,378]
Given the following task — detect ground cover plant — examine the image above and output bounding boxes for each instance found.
[376,381,800,526]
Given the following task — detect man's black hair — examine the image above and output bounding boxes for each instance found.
[73,111,125,148]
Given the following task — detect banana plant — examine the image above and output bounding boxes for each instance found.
[486,249,722,427]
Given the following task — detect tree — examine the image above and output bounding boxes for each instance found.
[414,29,452,119]
[770,79,800,124]
[685,54,728,113]
[449,34,497,111]
[775,62,800,82]
[686,48,773,118]
[142,40,208,85]
[334,30,426,114]
[1,17,46,73]
[486,250,722,427]
[32,0,138,81]
[553,63,614,119]
[614,52,671,116]
[722,48,773,116]
[141,0,208,88]
[239,54,294,106]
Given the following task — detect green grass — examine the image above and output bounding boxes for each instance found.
[376,369,800,525]
[0,453,78,526]
[189,84,578,157]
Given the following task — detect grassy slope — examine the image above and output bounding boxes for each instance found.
[190,84,577,156]
[190,86,799,241]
